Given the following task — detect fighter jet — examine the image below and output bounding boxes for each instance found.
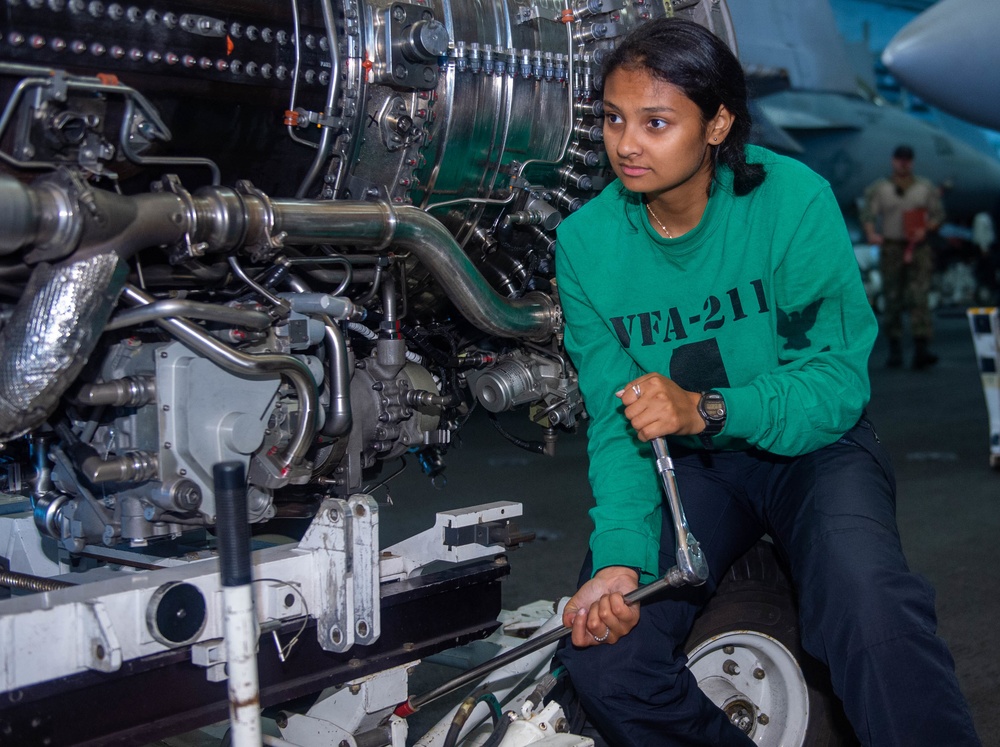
[882,0,1000,132]
[727,0,1000,224]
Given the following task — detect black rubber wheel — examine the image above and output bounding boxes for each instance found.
[683,541,858,746]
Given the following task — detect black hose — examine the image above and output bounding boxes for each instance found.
[441,690,502,747]
[442,695,477,747]
[488,413,545,454]
[480,713,514,747]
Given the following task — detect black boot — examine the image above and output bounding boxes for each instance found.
[912,337,939,370]
[886,338,903,368]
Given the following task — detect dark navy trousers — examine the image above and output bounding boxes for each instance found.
[557,418,980,746]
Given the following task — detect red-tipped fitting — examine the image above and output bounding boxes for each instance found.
[393,701,417,718]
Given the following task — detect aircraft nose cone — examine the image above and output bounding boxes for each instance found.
[883,0,1000,131]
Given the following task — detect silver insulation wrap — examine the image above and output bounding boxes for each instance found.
[0,253,126,439]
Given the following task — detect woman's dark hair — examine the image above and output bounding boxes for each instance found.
[598,17,766,196]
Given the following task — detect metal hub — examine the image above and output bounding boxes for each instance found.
[687,631,810,746]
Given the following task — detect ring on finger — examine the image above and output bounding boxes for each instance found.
[631,383,641,398]
[592,625,611,643]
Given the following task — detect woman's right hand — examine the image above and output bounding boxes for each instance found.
[562,566,641,647]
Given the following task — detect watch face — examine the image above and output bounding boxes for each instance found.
[704,399,726,420]
[702,392,726,422]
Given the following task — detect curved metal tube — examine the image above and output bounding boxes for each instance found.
[293,0,343,198]
[1,177,557,344]
[119,97,221,185]
[319,319,353,437]
[261,199,558,342]
[120,285,319,472]
[105,299,272,332]
[284,275,353,438]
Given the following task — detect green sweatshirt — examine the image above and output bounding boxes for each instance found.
[555,145,877,581]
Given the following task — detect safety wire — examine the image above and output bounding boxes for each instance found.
[362,456,408,505]
[254,577,311,662]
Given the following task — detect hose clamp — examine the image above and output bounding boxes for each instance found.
[236,179,285,261]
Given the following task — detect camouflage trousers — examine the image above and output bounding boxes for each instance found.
[880,238,934,340]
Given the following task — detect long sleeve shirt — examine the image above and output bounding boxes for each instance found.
[555,145,878,581]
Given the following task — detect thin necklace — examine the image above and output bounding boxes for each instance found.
[646,202,672,238]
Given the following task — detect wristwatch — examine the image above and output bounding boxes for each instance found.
[698,390,727,442]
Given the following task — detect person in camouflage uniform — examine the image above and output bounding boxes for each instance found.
[861,144,946,369]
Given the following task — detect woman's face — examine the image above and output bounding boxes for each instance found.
[602,66,727,202]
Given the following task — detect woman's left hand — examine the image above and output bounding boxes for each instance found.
[563,566,641,647]
[617,373,703,441]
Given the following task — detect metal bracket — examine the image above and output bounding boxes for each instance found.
[191,638,229,682]
[299,494,380,653]
[379,95,413,152]
[78,601,123,673]
[380,501,523,581]
[374,2,448,90]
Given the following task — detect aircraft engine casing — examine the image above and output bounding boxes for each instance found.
[0,0,733,547]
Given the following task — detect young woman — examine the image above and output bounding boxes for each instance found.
[553,17,980,746]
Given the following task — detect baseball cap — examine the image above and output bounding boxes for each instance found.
[893,145,915,160]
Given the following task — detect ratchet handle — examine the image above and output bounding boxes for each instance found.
[650,436,709,585]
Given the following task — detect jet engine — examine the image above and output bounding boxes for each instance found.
[0,1,735,744]
[0,0,734,549]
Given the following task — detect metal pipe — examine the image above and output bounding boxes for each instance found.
[320,319,353,437]
[75,187,555,342]
[30,434,54,501]
[70,377,157,407]
[119,98,221,185]
[262,199,557,342]
[81,451,159,484]
[120,285,319,473]
[381,269,398,332]
[105,300,272,332]
[277,254,355,296]
[0,175,41,254]
[516,20,577,177]
[293,0,343,198]
[227,256,290,312]
[0,175,189,262]
[284,275,353,438]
